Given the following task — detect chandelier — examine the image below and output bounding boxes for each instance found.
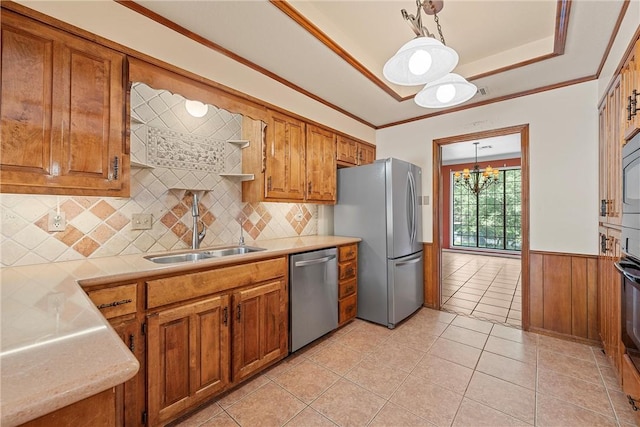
[454,142,500,195]
[383,0,477,108]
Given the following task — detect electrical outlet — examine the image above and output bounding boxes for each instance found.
[294,212,303,222]
[47,211,66,232]
[131,213,153,230]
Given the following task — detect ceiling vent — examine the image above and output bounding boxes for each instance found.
[476,86,489,96]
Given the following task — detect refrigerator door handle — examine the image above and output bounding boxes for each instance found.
[407,171,417,244]
[395,255,422,266]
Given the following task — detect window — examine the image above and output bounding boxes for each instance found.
[452,168,521,251]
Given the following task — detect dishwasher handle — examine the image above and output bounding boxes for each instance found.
[294,255,336,267]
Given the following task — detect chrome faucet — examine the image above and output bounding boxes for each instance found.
[191,192,206,249]
[238,218,245,246]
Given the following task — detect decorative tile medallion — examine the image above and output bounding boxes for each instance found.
[147,127,224,173]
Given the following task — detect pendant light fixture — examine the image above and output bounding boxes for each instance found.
[383,0,477,108]
[454,142,500,196]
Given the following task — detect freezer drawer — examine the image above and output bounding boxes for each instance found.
[387,252,424,328]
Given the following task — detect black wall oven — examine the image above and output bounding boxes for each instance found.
[619,133,640,372]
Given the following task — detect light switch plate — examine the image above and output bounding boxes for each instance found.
[131,213,153,230]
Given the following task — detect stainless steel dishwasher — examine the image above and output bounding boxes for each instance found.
[290,247,338,352]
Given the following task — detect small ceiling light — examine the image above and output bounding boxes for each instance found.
[384,0,476,108]
[184,99,208,118]
[414,73,477,108]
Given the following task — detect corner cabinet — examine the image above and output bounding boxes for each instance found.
[0,8,128,197]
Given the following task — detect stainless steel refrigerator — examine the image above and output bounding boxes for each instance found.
[334,158,424,328]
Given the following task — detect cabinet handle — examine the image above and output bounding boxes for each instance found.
[628,395,638,411]
[113,156,119,180]
[600,233,610,254]
[236,304,241,321]
[129,334,135,353]
[628,90,638,121]
[96,298,132,309]
[223,306,228,326]
[267,176,272,191]
[308,181,312,194]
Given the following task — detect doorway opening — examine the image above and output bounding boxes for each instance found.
[431,125,530,330]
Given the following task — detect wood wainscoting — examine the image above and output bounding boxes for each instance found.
[423,243,437,309]
[529,251,599,343]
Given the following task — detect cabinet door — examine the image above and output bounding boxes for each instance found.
[306,124,336,203]
[265,110,305,201]
[358,143,376,165]
[0,10,126,196]
[232,279,288,382]
[336,135,358,165]
[147,295,230,426]
[111,318,145,427]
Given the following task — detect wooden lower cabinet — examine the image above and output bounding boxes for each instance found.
[598,226,622,371]
[232,279,288,382]
[623,354,640,418]
[337,243,358,325]
[111,318,145,427]
[147,295,230,426]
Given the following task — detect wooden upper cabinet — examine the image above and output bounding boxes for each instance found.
[337,135,358,165]
[232,278,288,382]
[147,295,230,426]
[599,75,622,226]
[0,9,128,196]
[622,39,640,141]
[358,142,376,165]
[306,124,336,203]
[263,110,306,201]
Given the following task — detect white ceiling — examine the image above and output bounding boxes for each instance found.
[441,134,522,164]
[132,0,625,128]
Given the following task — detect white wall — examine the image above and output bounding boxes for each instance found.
[17,1,375,143]
[376,81,599,255]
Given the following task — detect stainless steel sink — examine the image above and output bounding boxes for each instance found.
[145,246,265,264]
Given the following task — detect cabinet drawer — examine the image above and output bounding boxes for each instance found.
[338,260,357,281]
[87,284,137,319]
[147,257,287,308]
[339,278,357,299]
[339,293,357,324]
[338,244,357,262]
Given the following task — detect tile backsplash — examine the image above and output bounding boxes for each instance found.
[0,83,317,267]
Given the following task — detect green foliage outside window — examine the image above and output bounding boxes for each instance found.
[452,168,521,251]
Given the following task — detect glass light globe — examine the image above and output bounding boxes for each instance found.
[185,99,208,118]
[408,49,432,76]
[436,84,456,103]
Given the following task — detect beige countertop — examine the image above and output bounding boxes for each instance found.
[0,235,360,426]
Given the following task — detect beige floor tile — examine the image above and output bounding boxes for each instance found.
[175,402,224,426]
[368,340,426,372]
[284,407,337,427]
[441,325,489,349]
[471,311,508,323]
[412,308,456,325]
[411,354,473,394]
[508,310,522,320]
[334,328,387,354]
[452,292,482,302]
[442,304,473,315]
[476,351,536,389]
[511,302,523,311]
[535,393,617,427]
[311,378,386,427]
[390,375,463,426]
[599,365,623,392]
[217,375,270,409]
[309,342,363,375]
[474,303,509,317]
[200,412,240,427]
[465,372,535,424]
[388,326,439,353]
[491,324,538,346]
[345,358,410,398]
[444,297,478,310]
[452,398,531,427]
[506,318,522,328]
[537,369,614,418]
[225,382,305,426]
[538,348,602,384]
[451,315,494,334]
[538,335,596,362]
[273,359,340,403]
[369,402,434,427]
[457,286,486,296]
[483,291,514,301]
[397,316,449,338]
[428,337,482,369]
[264,352,307,379]
[607,389,640,425]
[479,296,512,308]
